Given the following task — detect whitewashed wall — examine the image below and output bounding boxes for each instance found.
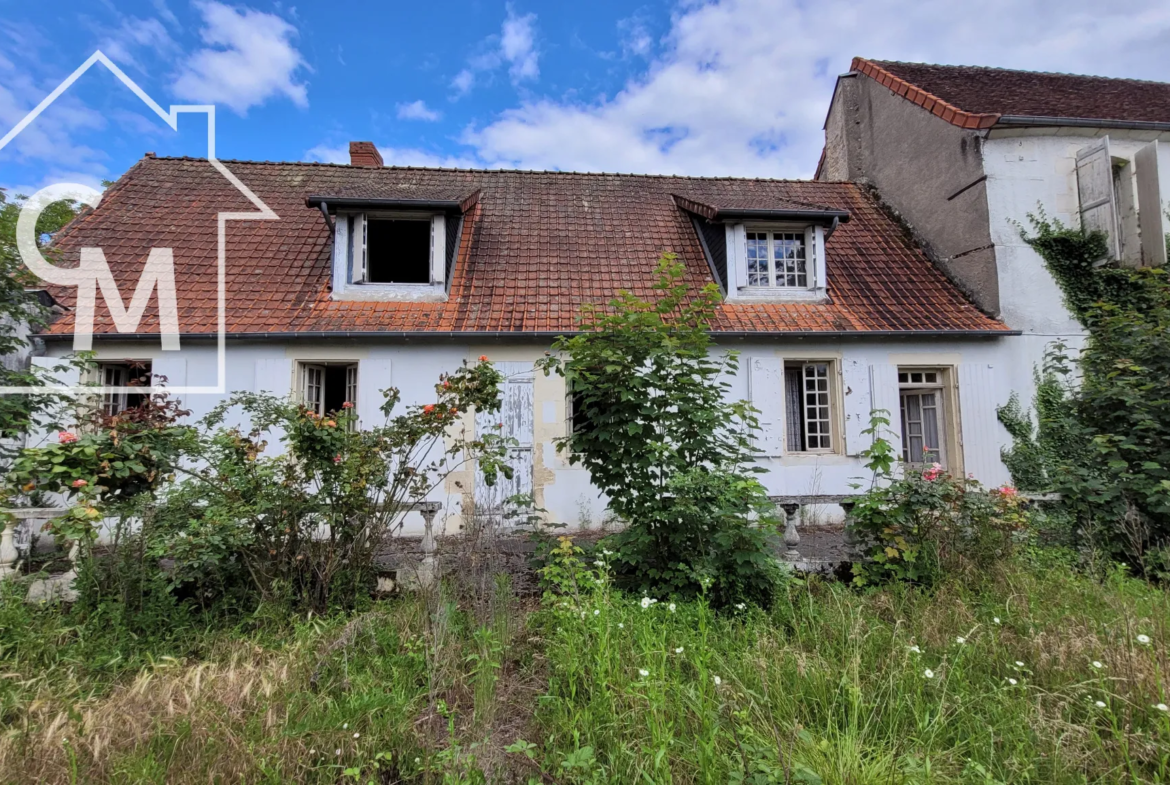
[41,335,1019,531]
[983,133,1170,406]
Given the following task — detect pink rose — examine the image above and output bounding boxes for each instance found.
[333,454,342,464]
[58,431,78,444]
[342,401,354,409]
[71,479,88,488]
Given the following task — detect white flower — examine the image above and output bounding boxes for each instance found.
[580,611,586,619]
[1007,678,1018,685]
[1137,634,1151,645]
[668,603,676,613]
[675,647,684,654]
[955,637,966,645]
[1015,661,1025,668]
[908,645,922,654]
[593,609,600,616]
[353,732,360,739]
[1095,700,1107,708]
[713,675,722,686]
[735,603,746,610]
[993,617,1001,625]
[650,598,658,605]
[1092,661,1103,669]
[1155,703,1169,712]
[618,623,624,629]
[342,723,348,730]
[415,758,421,765]
[335,749,342,756]
[309,749,316,755]
[641,597,652,609]
[923,669,935,679]
[602,548,613,556]
[638,668,649,677]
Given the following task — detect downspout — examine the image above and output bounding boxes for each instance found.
[317,201,335,236]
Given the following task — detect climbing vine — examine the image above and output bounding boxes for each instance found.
[1004,212,1170,565]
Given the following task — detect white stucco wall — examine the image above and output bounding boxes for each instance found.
[982,131,1170,423]
[42,335,1020,532]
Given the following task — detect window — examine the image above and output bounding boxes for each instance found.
[351,216,434,285]
[898,369,947,466]
[99,362,151,416]
[746,230,807,288]
[784,362,833,452]
[300,362,358,416]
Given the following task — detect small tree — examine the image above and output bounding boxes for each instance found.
[537,254,780,606]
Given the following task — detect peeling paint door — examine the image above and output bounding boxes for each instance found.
[475,362,534,519]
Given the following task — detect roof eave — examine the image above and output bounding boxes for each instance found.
[994,115,1170,133]
[305,195,464,211]
[715,207,851,224]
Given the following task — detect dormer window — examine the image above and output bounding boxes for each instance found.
[351,215,435,285]
[746,230,808,288]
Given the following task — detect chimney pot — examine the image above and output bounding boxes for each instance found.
[349,141,383,167]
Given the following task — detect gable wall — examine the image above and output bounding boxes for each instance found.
[820,73,1000,316]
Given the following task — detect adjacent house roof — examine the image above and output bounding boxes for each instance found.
[852,58,1170,130]
[41,155,1008,339]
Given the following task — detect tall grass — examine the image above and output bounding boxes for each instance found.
[0,552,1168,783]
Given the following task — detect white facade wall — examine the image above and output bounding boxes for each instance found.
[982,132,1170,408]
[43,335,1018,531]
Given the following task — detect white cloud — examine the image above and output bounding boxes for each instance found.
[172,1,308,114]
[451,5,540,96]
[500,6,539,82]
[100,17,176,71]
[304,142,479,169]
[397,100,442,122]
[617,14,653,59]
[461,0,1170,178]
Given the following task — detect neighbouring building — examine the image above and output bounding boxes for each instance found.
[818,58,1170,414]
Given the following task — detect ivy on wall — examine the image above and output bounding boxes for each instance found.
[1000,213,1170,562]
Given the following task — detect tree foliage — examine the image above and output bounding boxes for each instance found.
[537,254,781,606]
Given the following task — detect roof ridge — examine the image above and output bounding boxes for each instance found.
[869,59,1170,88]
[145,154,854,185]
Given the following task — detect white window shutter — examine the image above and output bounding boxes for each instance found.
[1134,141,1167,269]
[431,214,446,285]
[354,213,367,282]
[254,359,293,395]
[841,357,871,456]
[728,224,747,291]
[957,363,1010,488]
[357,358,393,429]
[747,356,785,456]
[867,363,902,461]
[1076,137,1119,262]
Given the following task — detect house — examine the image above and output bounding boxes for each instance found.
[33,140,1016,533]
[818,59,1170,413]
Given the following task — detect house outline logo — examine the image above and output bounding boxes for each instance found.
[0,50,279,396]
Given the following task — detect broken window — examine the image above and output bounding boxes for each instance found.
[99,361,151,416]
[300,362,358,416]
[354,217,432,284]
[784,362,833,452]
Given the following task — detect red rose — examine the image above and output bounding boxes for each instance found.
[333,454,342,464]
[424,404,435,413]
[479,355,488,361]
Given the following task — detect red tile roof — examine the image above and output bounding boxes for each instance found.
[41,156,1008,338]
[855,58,1170,129]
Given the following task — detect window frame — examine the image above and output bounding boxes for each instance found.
[725,223,827,303]
[897,367,952,469]
[346,211,444,288]
[783,360,838,455]
[297,360,358,418]
[97,361,151,417]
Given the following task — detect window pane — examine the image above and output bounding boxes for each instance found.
[800,363,831,451]
[746,233,768,286]
[772,233,808,288]
[785,369,803,452]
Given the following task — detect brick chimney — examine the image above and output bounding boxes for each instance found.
[349,141,383,167]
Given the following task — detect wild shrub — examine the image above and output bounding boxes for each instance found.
[537,254,781,607]
[850,411,1026,586]
[1006,214,1170,566]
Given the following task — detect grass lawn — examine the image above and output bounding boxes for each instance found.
[1,551,1168,784]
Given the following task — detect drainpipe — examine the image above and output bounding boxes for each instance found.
[317,201,335,236]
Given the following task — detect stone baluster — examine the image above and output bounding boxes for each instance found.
[417,508,438,588]
[780,503,801,562]
[0,517,19,579]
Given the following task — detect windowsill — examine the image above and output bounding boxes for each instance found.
[727,286,828,304]
[331,281,448,302]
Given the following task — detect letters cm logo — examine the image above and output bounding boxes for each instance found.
[17,183,180,353]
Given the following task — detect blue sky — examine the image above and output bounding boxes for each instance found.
[2,0,1169,196]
